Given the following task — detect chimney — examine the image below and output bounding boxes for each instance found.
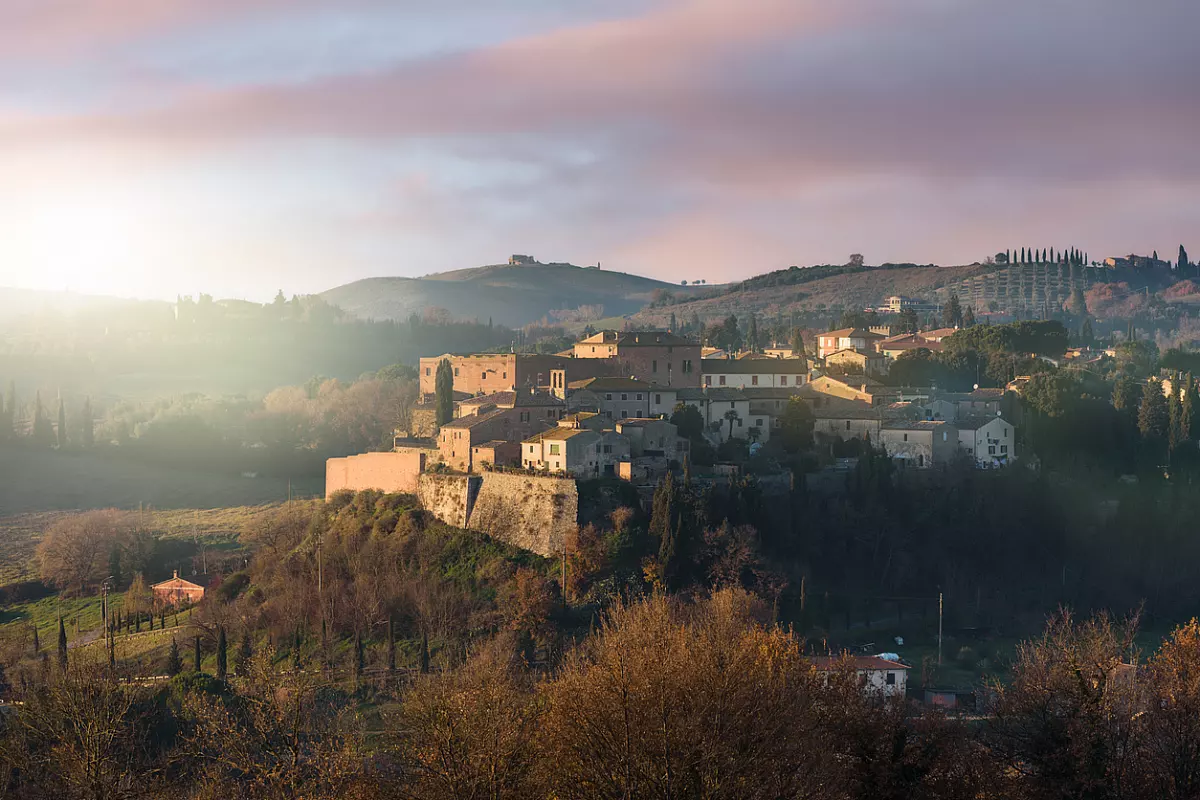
[173,569,178,579]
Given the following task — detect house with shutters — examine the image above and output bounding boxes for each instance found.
[957,415,1014,466]
[701,357,809,389]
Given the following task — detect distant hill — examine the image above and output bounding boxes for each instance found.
[632,262,994,325]
[320,261,711,327]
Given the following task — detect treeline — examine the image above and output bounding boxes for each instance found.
[0,365,420,479]
[7,590,1200,799]
[0,294,516,400]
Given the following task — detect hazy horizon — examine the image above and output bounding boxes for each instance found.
[2,0,1197,302]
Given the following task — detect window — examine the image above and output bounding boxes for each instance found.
[730,401,735,408]
[1004,428,1009,436]
[683,360,693,373]
[1001,445,1008,454]
[655,394,662,404]
[918,455,924,467]
[621,409,629,418]
[425,367,431,376]
[796,375,803,384]
[942,431,948,442]
[845,420,851,431]
[503,372,507,379]
[602,445,612,454]
[903,433,908,442]
[737,418,743,427]
[751,375,759,386]
[636,394,642,401]
[988,445,996,455]
[606,393,613,401]
[705,376,712,386]
[718,376,727,386]
[755,419,763,427]
[591,346,596,353]
[549,444,561,455]
[886,672,896,686]
[520,411,530,423]
[621,393,628,401]
[652,360,658,373]
[454,367,459,377]
[547,410,555,418]
[528,445,535,453]
[781,375,788,386]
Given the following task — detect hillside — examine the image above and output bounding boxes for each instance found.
[633,262,993,325]
[320,261,711,327]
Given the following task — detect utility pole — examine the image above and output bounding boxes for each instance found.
[937,592,944,666]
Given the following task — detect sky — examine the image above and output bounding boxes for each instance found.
[0,0,1197,302]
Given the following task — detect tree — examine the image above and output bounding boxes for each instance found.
[80,396,94,448]
[724,407,742,440]
[31,391,54,447]
[898,307,919,334]
[2,380,13,439]
[194,635,202,673]
[1182,374,1197,443]
[434,358,454,427]
[1080,318,1094,345]
[962,305,976,328]
[779,397,814,454]
[56,396,67,449]
[848,253,865,268]
[1143,620,1200,799]
[36,510,126,595]
[216,626,228,681]
[668,311,677,333]
[1140,378,1170,441]
[236,631,253,676]
[788,327,808,367]
[57,617,68,671]
[166,637,183,676]
[747,314,759,353]
[1180,244,1190,274]
[670,403,705,442]
[649,472,689,591]
[942,293,963,328]
[1067,285,1087,317]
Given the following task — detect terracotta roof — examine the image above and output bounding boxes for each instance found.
[440,408,512,429]
[702,358,808,375]
[473,440,512,449]
[820,328,884,340]
[568,376,651,392]
[825,348,884,360]
[809,655,909,671]
[152,572,205,591]
[615,417,668,428]
[879,341,944,353]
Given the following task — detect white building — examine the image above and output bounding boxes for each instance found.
[810,655,910,698]
[957,415,1014,466]
[702,358,809,389]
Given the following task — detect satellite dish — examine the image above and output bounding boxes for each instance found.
[973,383,979,390]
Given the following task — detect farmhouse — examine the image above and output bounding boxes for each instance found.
[152,571,205,607]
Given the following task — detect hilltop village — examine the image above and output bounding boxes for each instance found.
[327,317,1020,552]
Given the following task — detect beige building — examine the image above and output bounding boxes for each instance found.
[816,328,884,359]
[879,420,960,468]
[573,330,700,387]
[802,375,896,405]
[522,427,630,477]
[615,418,688,460]
[824,348,887,377]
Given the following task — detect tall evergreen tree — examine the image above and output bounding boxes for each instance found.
[1139,379,1170,441]
[1169,390,1183,452]
[166,637,182,676]
[354,632,364,686]
[1181,244,1191,275]
[962,306,976,327]
[216,626,228,681]
[789,327,807,367]
[747,314,759,353]
[668,312,677,333]
[80,396,94,448]
[56,396,67,449]
[942,292,963,328]
[32,626,39,655]
[1020,247,1026,264]
[3,380,14,439]
[193,635,202,672]
[1182,373,1197,442]
[434,358,454,426]
[32,391,53,446]
[57,617,68,671]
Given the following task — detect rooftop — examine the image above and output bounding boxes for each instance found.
[821,327,885,340]
[523,427,599,444]
[568,376,653,392]
[881,419,953,431]
[440,408,511,430]
[808,655,909,671]
[578,330,695,348]
[702,358,809,374]
[460,389,565,408]
[955,415,1009,431]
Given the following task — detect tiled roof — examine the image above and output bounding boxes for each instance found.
[523,427,599,444]
[568,376,651,392]
[955,415,1008,431]
[809,655,909,671]
[440,408,511,429]
[473,439,512,449]
[702,358,808,375]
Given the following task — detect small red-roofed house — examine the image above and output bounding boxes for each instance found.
[152,571,205,607]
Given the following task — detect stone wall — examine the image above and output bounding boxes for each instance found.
[325,451,427,497]
[416,473,478,529]
[415,472,578,557]
[467,473,578,557]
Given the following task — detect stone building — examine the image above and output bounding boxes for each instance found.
[152,571,205,607]
[573,330,701,387]
[878,420,960,468]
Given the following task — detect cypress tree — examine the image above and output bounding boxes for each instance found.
[108,631,116,669]
[1139,379,1170,441]
[419,628,430,674]
[1182,374,1197,442]
[353,632,364,686]
[216,626,228,681]
[166,637,182,676]
[668,312,677,333]
[32,625,39,655]
[292,628,303,670]
[1181,245,1191,274]
[1020,247,1026,264]
[747,314,759,353]
[435,358,454,426]
[57,617,68,671]
[56,396,66,449]
[80,396,94,448]
[193,635,202,672]
[1169,390,1183,452]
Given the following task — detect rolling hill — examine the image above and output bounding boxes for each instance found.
[320,261,711,327]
